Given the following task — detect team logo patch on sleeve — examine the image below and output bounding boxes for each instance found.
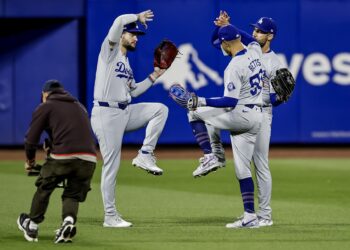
[227,82,235,91]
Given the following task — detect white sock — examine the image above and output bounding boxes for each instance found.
[29,220,38,230]
[63,216,74,224]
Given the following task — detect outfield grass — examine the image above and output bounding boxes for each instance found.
[1,158,350,250]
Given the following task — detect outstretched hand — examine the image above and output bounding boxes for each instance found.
[149,67,166,82]
[24,159,36,173]
[24,159,42,176]
[137,9,154,29]
[214,10,231,27]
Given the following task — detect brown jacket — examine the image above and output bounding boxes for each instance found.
[25,90,96,159]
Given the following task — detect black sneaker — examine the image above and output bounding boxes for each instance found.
[17,213,38,242]
[54,221,76,243]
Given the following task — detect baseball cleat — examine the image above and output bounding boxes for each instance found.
[103,215,133,228]
[212,143,226,168]
[193,153,222,178]
[17,213,38,242]
[258,218,273,227]
[210,142,226,168]
[226,212,259,229]
[132,151,163,176]
[216,156,226,168]
[54,220,76,243]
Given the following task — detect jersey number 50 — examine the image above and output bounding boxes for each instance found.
[249,69,263,96]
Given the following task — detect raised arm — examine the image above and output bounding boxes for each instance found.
[213,10,255,46]
[108,10,154,46]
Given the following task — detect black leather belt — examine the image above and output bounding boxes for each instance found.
[97,101,128,110]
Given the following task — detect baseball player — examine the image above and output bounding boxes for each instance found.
[90,10,169,228]
[170,24,264,228]
[207,11,284,227]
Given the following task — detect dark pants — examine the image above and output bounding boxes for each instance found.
[29,158,96,224]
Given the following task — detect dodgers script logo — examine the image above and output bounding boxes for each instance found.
[155,43,223,90]
[115,61,134,80]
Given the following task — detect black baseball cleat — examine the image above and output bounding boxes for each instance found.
[17,213,38,242]
[54,221,77,243]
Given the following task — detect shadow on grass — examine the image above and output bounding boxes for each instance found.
[172,216,230,225]
[78,217,103,226]
[4,233,56,242]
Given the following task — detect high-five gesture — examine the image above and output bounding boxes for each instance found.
[137,9,154,29]
[214,10,231,27]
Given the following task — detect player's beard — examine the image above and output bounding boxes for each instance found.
[125,44,136,51]
[122,39,137,52]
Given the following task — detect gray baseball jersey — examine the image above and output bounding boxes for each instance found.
[93,15,138,103]
[224,41,263,106]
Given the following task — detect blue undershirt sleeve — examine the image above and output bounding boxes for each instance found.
[270,93,283,107]
[211,26,221,49]
[205,96,238,108]
[237,28,255,45]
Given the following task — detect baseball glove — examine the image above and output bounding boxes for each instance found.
[154,40,178,69]
[27,164,42,176]
[271,68,296,102]
[25,160,42,176]
[169,84,193,108]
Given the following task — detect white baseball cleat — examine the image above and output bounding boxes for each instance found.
[103,215,132,228]
[132,151,163,176]
[258,218,273,227]
[216,155,226,168]
[226,212,259,229]
[192,153,221,178]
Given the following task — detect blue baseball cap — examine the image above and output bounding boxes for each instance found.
[213,24,241,46]
[42,79,64,92]
[123,22,146,35]
[250,17,277,34]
